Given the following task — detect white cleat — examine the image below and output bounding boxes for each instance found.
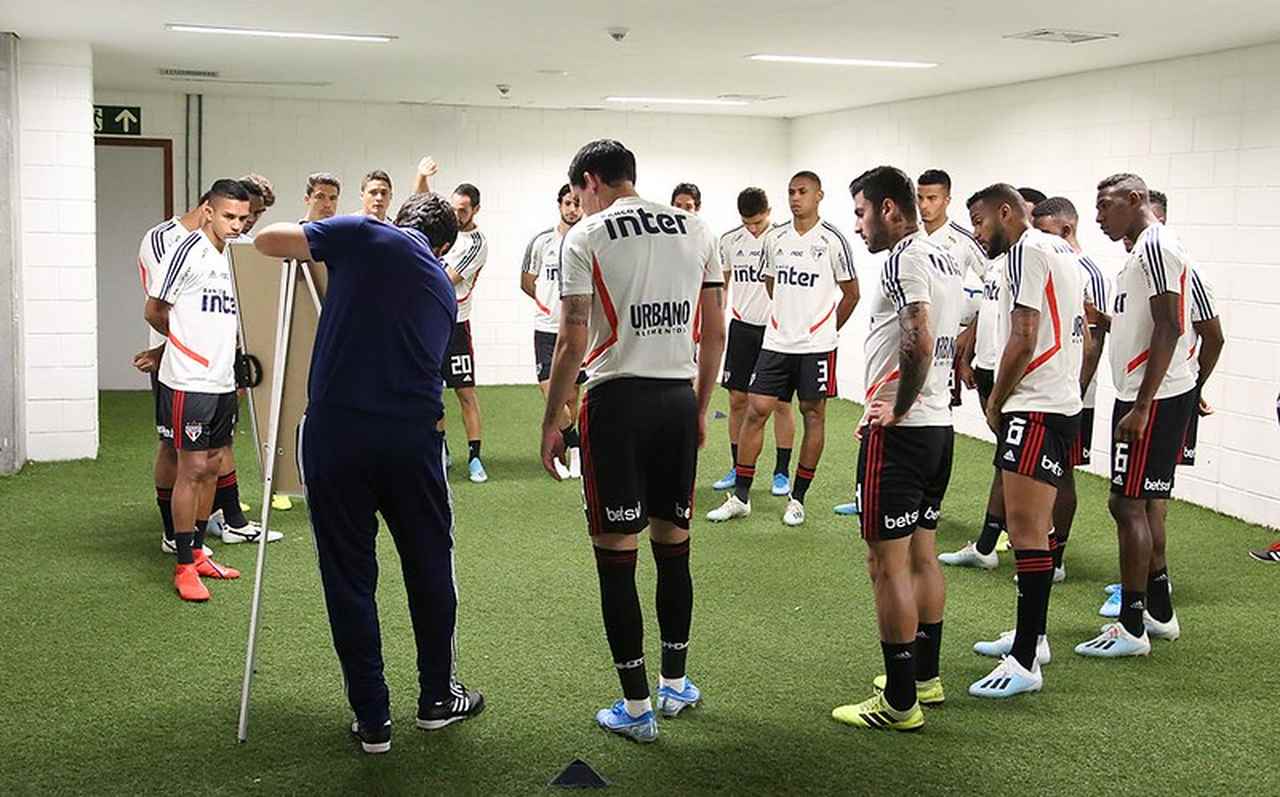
[221,522,285,545]
[938,542,998,570]
[782,498,806,527]
[1074,623,1152,658]
[161,537,212,557]
[1143,611,1181,641]
[553,457,572,480]
[973,630,1052,666]
[968,656,1043,699]
[1054,565,1066,583]
[568,447,582,479]
[707,494,751,522]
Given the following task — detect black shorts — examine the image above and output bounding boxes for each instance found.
[156,382,237,451]
[579,378,698,536]
[748,349,837,402]
[533,330,587,385]
[721,319,766,392]
[1179,386,1201,466]
[1070,407,1096,467]
[974,367,994,410]
[1111,388,1197,499]
[857,425,954,542]
[444,321,475,389]
[150,371,163,428]
[949,362,963,408]
[994,411,1078,487]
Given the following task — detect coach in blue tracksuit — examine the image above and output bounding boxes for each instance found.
[254,192,485,754]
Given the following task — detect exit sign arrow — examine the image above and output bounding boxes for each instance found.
[94,104,143,136]
[114,108,138,133]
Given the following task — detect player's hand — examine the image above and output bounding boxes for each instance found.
[132,347,161,373]
[540,421,566,480]
[957,361,976,390]
[985,406,1002,436]
[866,400,900,427]
[417,156,438,177]
[1198,396,1214,417]
[854,421,865,442]
[1116,404,1149,443]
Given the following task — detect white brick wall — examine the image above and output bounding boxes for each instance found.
[791,42,1280,529]
[18,40,97,461]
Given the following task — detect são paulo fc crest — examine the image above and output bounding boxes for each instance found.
[184,422,204,443]
[810,244,827,260]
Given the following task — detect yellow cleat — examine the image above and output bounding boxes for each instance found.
[239,501,251,512]
[271,494,293,511]
[872,675,945,706]
[832,692,924,732]
[995,531,1011,552]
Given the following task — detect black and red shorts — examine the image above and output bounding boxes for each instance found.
[1069,407,1096,467]
[443,321,475,389]
[1111,388,1197,499]
[974,367,994,410]
[156,382,237,451]
[534,330,587,385]
[579,377,698,536]
[1178,386,1202,466]
[721,319,767,393]
[748,349,837,402]
[994,411,1078,487]
[856,424,954,542]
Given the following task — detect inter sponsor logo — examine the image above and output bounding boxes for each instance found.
[603,208,690,241]
[776,267,819,287]
[883,508,920,530]
[606,500,644,523]
[733,263,766,284]
[201,289,238,314]
[629,300,692,337]
[984,280,1000,301]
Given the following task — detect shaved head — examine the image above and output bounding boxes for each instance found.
[1097,172,1149,199]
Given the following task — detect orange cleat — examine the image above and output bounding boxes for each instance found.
[193,550,240,580]
[175,563,210,602]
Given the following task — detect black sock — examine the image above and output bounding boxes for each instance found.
[215,470,248,527]
[880,641,916,711]
[730,442,739,467]
[774,447,792,477]
[1012,549,1053,670]
[652,539,692,679]
[468,440,481,462]
[733,463,755,503]
[976,514,1004,556]
[594,546,648,700]
[561,425,580,449]
[175,530,196,564]
[1047,529,1059,573]
[1119,589,1147,637]
[156,487,175,542]
[194,519,208,553]
[1052,526,1069,569]
[914,621,943,682]
[1146,567,1172,623]
[791,464,816,503]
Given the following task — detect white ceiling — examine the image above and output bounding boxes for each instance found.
[7,1,1280,117]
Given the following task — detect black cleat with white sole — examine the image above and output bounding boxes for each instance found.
[417,684,485,730]
[350,718,392,754]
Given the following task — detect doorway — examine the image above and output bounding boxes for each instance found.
[94,137,173,390]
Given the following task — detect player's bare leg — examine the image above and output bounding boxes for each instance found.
[783,398,826,525]
[455,387,487,482]
[708,393,774,521]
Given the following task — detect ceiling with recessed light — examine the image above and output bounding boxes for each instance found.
[6,0,1280,116]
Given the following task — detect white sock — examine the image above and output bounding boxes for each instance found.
[624,697,651,718]
[659,675,687,693]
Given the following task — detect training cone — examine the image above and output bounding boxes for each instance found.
[550,758,609,789]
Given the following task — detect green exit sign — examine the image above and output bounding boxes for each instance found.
[94,105,142,135]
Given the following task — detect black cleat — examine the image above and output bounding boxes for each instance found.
[417,684,486,731]
[350,718,392,754]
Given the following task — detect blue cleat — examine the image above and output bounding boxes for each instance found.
[1104,583,1121,594]
[655,679,702,717]
[833,501,860,516]
[712,469,736,491]
[1099,589,1121,617]
[468,458,489,483]
[771,473,791,496]
[595,700,657,743]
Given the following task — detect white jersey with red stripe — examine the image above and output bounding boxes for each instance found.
[559,195,722,390]
[760,218,857,354]
[1108,223,1197,402]
[139,216,192,348]
[996,228,1086,416]
[521,226,563,333]
[927,219,988,326]
[149,228,239,394]
[1187,266,1217,381]
[720,223,773,327]
[444,227,488,322]
[973,255,1004,371]
[863,230,966,427]
[1076,252,1110,408]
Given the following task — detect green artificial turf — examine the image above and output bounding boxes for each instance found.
[1,387,1276,795]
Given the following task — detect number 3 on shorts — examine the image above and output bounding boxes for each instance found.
[816,358,829,392]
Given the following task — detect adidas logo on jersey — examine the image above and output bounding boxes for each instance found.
[606,501,644,523]
[883,509,920,530]
[1041,455,1064,478]
[1004,450,1017,463]
[1144,477,1172,493]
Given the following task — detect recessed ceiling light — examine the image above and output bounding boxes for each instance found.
[605,96,750,107]
[748,54,936,69]
[165,23,395,43]
[537,69,571,77]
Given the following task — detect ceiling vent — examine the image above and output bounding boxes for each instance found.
[162,77,332,87]
[1005,29,1118,45]
[158,67,220,79]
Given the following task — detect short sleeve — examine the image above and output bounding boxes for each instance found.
[883,249,932,312]
[450,232,487,280]
[718,231,734,274]
[139,234,161,295]
[521,231,545,275]
[697,218,724,286]
[1008,242,1049,311]
[1190,269,1217,322]
[1141,227,1188,299]
[304,216,364,267]
[559,225,594,298]
[829,228,856,283]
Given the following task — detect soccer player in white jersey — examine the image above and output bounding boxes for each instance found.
[670,182,701,213]
[829,167,963,732]
[522,183,584,480]
[303,172,341,222]
[1030,197,1109,579]
[712,188,796,497]
[963,183,1086,698]
[539,139,724,742]
[706,171,859,527]
[239,173,275,237]
[359,170,393,221]
[1081,177,1211,652]
[144,180,252,601]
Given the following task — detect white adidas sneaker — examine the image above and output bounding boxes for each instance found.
[707,494,751,522]
[1143,611,1181,641]
[973,629,1051,666]
[782,498,806,527]
[1074,623,1152,658]
[968,656,1043,699]
[938,542,998,570]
